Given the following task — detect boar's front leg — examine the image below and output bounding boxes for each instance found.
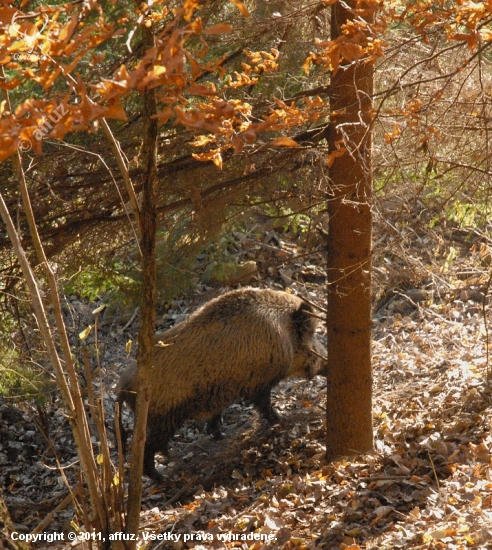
[143,443,162,481]
[207,414,224,440]
[252,385,280,424]
[142,417,172,481]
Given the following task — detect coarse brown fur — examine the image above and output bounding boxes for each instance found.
[116,288,325,480]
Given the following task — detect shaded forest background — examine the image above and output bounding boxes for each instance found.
[1,0,492,548]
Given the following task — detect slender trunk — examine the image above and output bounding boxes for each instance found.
[124,16,159,546]
[325,0,374,460]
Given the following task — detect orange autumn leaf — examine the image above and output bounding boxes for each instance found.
[182,0,200,22]
[102,104,127,120]
[212,152,223,169]
[8,39,30,53]
[204,23,233,35]
[450,32,479,51]
[384,122,401,144]
[185,52,202,79]
[59,13,78,44]
[193,150,223,169]
[0,137,17,162]
[0,7,20,25]
[271,137,300,147]
[340,41,363,62]
[187,84,217,96]
[151,107,174,124]
[303,53,316,75]
[329,44,342,74]
[231,136,244,154]
[228,0,249,17]
[140,65,167,88]
[0,77,22,90]
[189,134,214,147]
[240,128,256,143]
[327,147,346,167]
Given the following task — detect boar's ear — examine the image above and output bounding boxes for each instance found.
[291,301,316,341]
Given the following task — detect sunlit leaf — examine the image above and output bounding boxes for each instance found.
[92,304,106,315]
[424,528,457,542]
[212,152,223,169]
[79,325,93,341]
[189,135,214,147]
[59,14,78,44]
[183,0,201,22]
[440,246,457,273]
[155,340,173,348]
[303,54,315,75]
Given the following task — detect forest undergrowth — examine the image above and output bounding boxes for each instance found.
[1,202,492,550]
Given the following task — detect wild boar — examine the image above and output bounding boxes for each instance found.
[116,287,325,480]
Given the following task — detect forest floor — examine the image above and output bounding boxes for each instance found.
[2,209,492,550]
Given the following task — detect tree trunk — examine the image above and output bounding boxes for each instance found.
[325,0,374,460]
[124,17,159,546]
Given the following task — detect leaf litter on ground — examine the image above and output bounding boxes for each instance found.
[1,221,492,549]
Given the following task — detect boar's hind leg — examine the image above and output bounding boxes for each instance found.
[253,385,280,424]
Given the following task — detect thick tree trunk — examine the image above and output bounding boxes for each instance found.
[325,0,374,460]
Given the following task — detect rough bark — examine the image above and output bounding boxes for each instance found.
[325,0,374,460]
